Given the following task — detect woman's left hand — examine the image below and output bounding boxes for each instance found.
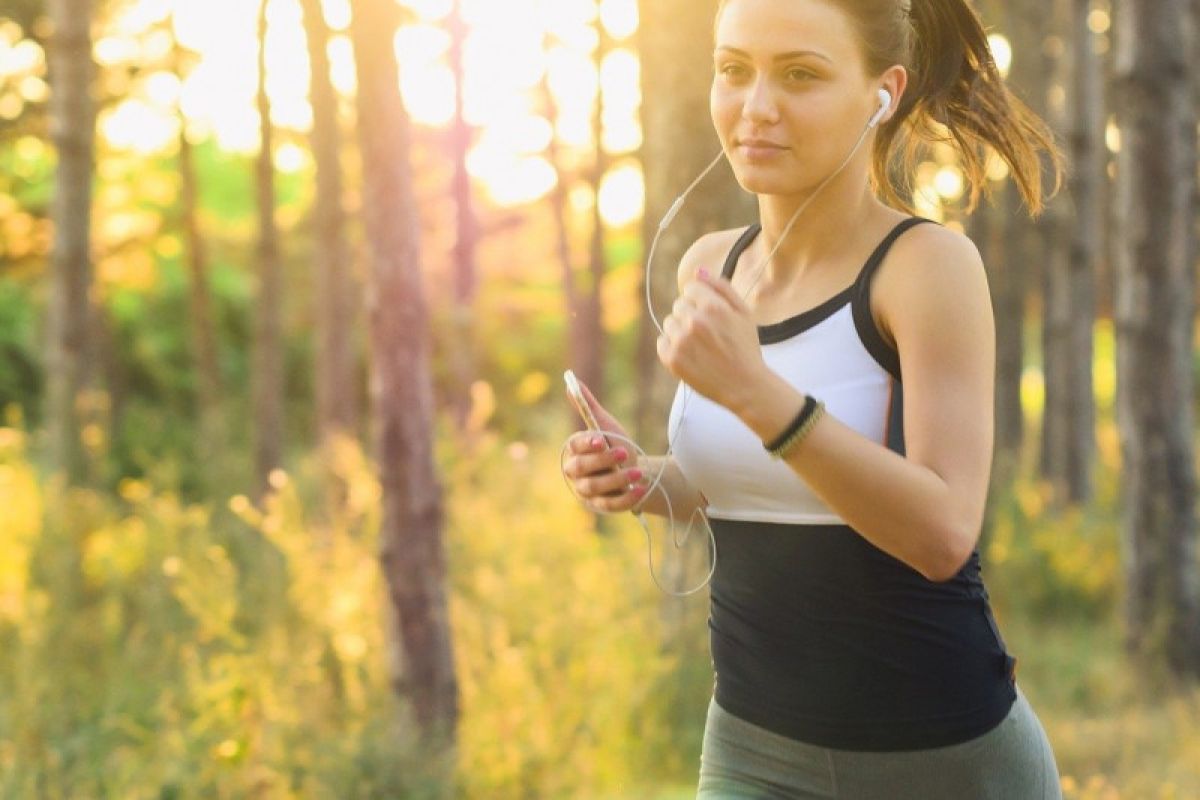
[657,268,767,413]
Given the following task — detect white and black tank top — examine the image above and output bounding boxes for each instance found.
[667,217,1018,752]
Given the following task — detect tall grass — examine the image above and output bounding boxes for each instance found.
[1,396,1198,798]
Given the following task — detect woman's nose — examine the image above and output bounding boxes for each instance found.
[742,77,780,124]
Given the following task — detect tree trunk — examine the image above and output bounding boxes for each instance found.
[446,0,478,430]
[1040,0,1100,505]
[1036,0,1076,496]
[580,15,609,406]
[634,0,755,451]
[1112,0,1200,678]
[967,180,1017,544]
[349,0,459,745]
[537,48,587,422]
[253,0,285,498]
[1061,0,1102,503]
[174,34,225,475]
[299,0,357,453]
[44,0,95,484]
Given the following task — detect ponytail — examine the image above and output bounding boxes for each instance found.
[874,0,1065,216]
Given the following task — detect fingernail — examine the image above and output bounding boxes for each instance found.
[628,468,642,481]
[614,448,628,462]
[632,484,647,497]
[591,436,603,448]
[698,268,710,279]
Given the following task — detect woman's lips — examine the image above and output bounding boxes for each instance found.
[737,140,788,160]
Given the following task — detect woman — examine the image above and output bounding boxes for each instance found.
[563,0,1065,796]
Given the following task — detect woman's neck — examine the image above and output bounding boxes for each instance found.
[752,171,888,288]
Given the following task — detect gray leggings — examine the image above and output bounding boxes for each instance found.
[697,685,1062,799]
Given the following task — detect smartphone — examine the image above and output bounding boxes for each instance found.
[563,369,608,448]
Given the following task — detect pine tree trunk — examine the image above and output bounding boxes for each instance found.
[299,0,357,452]
[1112,0,1200,678]
[1058,0,1102,504]
[1037,0,1075,494]
[580,17,609,406]
[447,0,478,430]
[179,122,225,469]
[349,0,459,745]
[634,0,755,451]
[253,0,285,497]
[45,0,95,483]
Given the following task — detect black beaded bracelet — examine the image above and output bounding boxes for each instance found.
[762,394,819,454]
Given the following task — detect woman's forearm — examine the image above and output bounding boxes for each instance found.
[633,455,707,520]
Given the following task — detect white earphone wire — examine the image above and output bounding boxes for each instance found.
[565,90,890,596]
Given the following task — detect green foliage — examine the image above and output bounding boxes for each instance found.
[0,413,719,798]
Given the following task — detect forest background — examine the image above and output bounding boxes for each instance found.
[1,0,1199,797]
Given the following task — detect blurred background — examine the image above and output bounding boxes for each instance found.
[0,0,1198,796]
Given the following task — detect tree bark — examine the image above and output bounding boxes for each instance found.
[446,0,478,430]
[172,38,225,475]
[349,0,459,744]
[1063,0,1102,503]
[299,0,357,452]
[45,0,95,484]
[1040,0,1099,505]
[580,15,609,406]
[253,0,285,497]
[1112,0,1200,678]
[634,0,755,451]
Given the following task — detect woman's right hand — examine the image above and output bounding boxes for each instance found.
[563,379,648,513]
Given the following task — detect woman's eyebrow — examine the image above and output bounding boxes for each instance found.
[713,45,832,63]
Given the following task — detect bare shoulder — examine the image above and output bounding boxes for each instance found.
[676,226,754,293]
[872,221,990,350]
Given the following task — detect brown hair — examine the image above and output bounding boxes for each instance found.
[714,0,1065,216]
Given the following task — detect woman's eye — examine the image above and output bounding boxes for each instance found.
[718,64,747,79]
[786,68,814,82]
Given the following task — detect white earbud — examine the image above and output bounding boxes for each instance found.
[867,88,892,129]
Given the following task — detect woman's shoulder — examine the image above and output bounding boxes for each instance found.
[874,218,989,350]
[675,225,757,291]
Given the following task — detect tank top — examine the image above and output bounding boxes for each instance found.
[667,217,1018,751]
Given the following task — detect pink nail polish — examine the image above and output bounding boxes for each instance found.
[628,469,643,481]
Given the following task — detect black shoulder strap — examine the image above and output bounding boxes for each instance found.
[720,224,762,280]
[850,216,938,382]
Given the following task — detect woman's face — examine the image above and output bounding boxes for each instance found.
[711,0,881,197]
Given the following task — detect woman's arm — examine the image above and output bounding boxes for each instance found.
[723,227,996,582]
[633,455,708,520]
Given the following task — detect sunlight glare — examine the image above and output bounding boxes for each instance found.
[934,165,964,201]
[100,98,180,154]
[462,27,545,127]
[599,0,638,39]
[403,0,453,21]
[600,48,640,153]
[987,34,1011,78]
[472,154,557,207]
[395,24,455,125]
[321,0,351,30]
[144,71,182,108]
[598,161,643,227]
[327,35,356,94]
[1105,117,1120,153]
[274,141,310,173]
[94,36,139,68]
[546,44,597,147]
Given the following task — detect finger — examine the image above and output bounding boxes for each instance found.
[568,431,604,454]
[696,269,750,313]
[588,481,648,513]
[565,443,630,478]
[579,467,644,500]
